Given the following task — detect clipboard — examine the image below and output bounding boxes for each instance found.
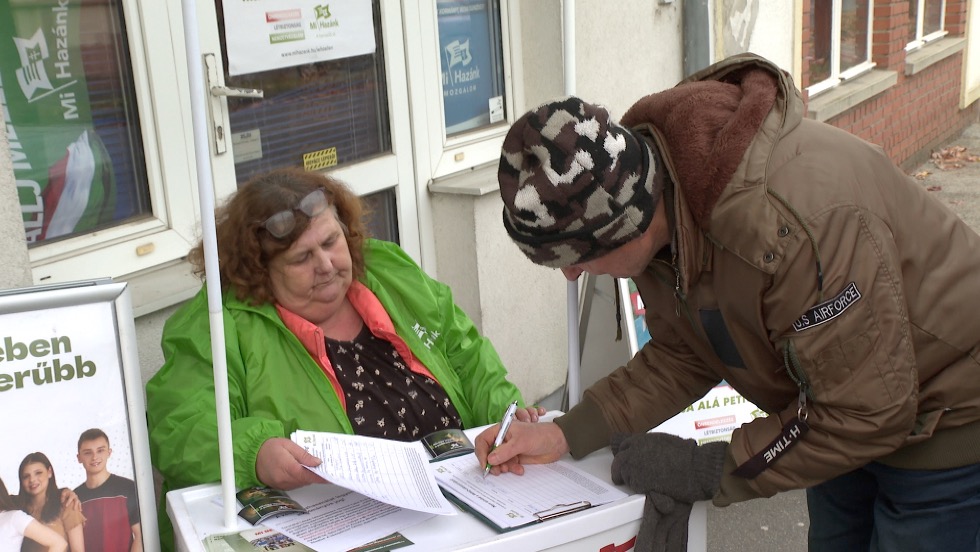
[441,489,595,533]
[430,454,628,533]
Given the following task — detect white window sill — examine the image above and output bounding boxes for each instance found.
[121,260,200,317]
[807,69,898,123]
[905,36,966,76]
[428,161,500,197]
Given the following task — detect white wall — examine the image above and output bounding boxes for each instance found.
[713,0,796,73]
[575,2,684,118]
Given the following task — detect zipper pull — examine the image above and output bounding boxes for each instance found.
[797,387,809,422]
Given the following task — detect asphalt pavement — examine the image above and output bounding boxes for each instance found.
[704,121,980,552]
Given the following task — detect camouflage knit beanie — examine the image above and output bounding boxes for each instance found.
[498,96,662,268]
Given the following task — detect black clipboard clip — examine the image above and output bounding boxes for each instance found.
[533,501,592,521]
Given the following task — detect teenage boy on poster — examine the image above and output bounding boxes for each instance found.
[74,428,142,552]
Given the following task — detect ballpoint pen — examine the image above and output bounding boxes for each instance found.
[483,400,519,478]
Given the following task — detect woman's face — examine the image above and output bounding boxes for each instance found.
[269,207,353,325]
[20,462,51,497]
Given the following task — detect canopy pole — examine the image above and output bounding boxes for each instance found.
[179,0,237,529]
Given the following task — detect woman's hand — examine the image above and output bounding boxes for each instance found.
[255,438,328,490]
[513,405,547,423]
[475,421,569,476]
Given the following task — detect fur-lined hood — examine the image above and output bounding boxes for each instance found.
[620,54,804,292]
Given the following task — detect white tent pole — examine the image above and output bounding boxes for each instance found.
[562,0,581,408]
[179,0,238,530]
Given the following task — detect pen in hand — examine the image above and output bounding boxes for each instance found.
[483,401,519,478]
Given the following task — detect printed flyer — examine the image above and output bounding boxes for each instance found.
[221,0,376,76]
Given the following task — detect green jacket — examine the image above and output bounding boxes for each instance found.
[147,238,522,494]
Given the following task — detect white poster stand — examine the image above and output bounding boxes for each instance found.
[0,279,160,552]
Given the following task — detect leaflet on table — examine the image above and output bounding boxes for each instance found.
[261,484,431,552]
[420,428,475,461]
[291,429,457,515]
[203,526,315,551]
[431,453,630,531]
[234,486,307,525]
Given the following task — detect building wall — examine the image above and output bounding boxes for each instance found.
[828,53,977,170]
[801,0,980,170]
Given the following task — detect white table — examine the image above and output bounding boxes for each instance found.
[167,427,707,551]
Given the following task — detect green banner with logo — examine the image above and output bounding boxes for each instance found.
[1,0,116,244]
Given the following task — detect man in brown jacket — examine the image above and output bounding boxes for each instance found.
[477,53,980,551]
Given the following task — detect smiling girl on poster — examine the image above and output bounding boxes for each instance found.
[17,453,85,552]
[0,475,66,551]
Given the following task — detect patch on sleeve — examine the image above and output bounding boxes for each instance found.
[792,281,862,332]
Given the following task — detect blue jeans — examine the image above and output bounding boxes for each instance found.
[806,461,980,551]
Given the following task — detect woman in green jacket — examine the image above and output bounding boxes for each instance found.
[146,168,540,550]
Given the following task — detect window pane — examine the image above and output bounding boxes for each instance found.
[810,0,833,84]
[216,0,391,184]
[923,0,943,35]
[840,0,870,72]
[2,0,150,246]
[362,188,399,243]
[437,0,506,136]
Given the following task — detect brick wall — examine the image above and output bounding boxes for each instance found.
[802,0,980,171]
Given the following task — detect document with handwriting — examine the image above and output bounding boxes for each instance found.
[431,453,629,531]
[291,430,457,516]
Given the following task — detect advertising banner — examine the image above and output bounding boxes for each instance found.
[437,0,504,134]
[221,0,376,76]
[0,0,118,244]
[0,281,159,551]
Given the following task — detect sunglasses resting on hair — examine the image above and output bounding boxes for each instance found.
[262,189,330,238]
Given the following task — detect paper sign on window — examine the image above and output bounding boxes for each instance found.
[221,0,376,76]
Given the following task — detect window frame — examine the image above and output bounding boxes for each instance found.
[807,0,877,97]
[905,0,948,52]
[26,0,202,286]
[404,0,520,181]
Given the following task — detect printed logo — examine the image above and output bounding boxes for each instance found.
[13,29,54,100]
[411,322,440,350]
[314,5,332,20]
[792,281,862,332]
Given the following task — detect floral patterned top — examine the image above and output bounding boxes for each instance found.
[326,325,463,441]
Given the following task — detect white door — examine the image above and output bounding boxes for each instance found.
[191,0,419,253]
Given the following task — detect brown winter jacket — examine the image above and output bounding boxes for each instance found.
[555,53,980,506]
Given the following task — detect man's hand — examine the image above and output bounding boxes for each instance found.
[475,421,569,476]
[610,432,727,503]
[255,437,327,490]
[59,487,81,512]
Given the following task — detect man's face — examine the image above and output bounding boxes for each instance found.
[560,229,660,281]
[77,437,112,476]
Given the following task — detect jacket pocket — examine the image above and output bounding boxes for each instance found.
[809,327,902,411]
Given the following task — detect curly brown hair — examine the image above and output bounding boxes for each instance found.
[188,168,368,305]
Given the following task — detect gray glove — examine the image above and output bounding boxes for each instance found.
[610,432,727,503]
[634,491,693,552]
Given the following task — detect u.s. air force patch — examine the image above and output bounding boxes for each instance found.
[792,282,862,332]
